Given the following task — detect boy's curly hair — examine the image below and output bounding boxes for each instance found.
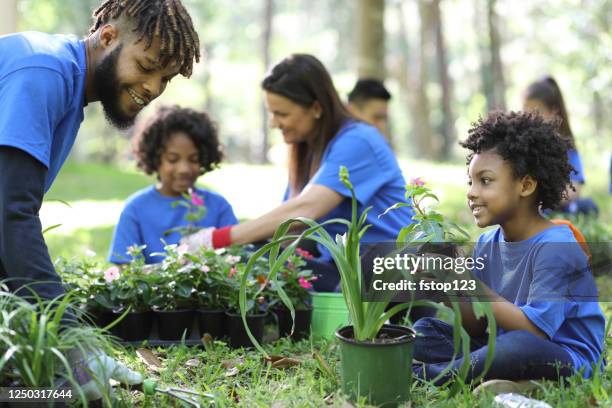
[460,110,574,210]
[132,105,223,176]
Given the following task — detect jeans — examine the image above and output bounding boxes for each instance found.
[412,317,575,385]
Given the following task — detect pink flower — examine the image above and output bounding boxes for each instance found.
[410,177,425,186]
[191,192,205,207]
[298,277,313,290]
[295,248,313,260]
[201,265,210,273]
[229,267,237,278]
[104,266,120,283]
[177,243,189,257]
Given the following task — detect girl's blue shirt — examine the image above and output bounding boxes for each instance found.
[109,186,238,264]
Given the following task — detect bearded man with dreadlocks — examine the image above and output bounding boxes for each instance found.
[0,0,200,400]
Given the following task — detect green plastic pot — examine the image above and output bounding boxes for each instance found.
[336,324,416,408]
[310,292,349,339]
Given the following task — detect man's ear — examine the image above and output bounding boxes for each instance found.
[98,23,120,50]
[519,175,538,198]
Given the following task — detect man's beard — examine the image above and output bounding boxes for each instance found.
[93,44,136,130]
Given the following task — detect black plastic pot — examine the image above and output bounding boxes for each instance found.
[156,309,195,341]
[85,309,114,329]
[275,306,312,340]
[114,310,154,341]
[225,311,267,349]
[197,309,226,339]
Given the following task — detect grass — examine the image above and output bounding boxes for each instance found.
[39,159,612,406]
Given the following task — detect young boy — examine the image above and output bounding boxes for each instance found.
[412,111,605,385]
[109,105,238,264]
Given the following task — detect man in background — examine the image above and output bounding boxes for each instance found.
[347,78,392,139]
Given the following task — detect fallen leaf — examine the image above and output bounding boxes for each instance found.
[136,348,162,370]
[221,358,244,369]
[312,352,335,379]
[201,333,214,351]
[185,358,200,368]
[263,355,302,369]
[224,367,240,377]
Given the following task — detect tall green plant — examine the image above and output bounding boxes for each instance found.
[238,167,497,392]
[0,286,117,405]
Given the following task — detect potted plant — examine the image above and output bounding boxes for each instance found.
[239,167,498,406]
[224,257,269,349]
[109,245,156,342]
[271,250,315,340]
[191,247,236,339]
[149,244,198,341]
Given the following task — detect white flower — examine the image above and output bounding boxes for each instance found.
[85,249,96,257]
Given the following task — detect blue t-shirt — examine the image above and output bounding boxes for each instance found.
[473,225,605,377]
[0,32,86,192]
[568,149,585,184]
[285,121,415,260]
[109,186,239,264]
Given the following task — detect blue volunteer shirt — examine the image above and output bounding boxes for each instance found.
[0,32,86,191]
[473,225,605,377]
[567,149,585,184]
[285,121,415,260]
[109,186,239,264]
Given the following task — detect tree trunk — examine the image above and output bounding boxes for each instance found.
[258,0,274,164]
[474,0,495,111]
[432,0,454,160]
[487,0,506,110]
[0,0,18,35]
[395,1,435,159]
[357,0,385,80]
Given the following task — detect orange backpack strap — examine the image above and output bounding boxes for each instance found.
[551,219,592,262]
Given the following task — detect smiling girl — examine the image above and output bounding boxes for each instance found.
[411,111,604,386]
[108,105,238,264]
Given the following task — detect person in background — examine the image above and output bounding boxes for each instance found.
[181,54,415,292]
[347,78,392,139]
[523,76,599,215]
[109,105,238,264]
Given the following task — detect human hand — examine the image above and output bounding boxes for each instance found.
[66,349,142,401]
[179,227,215,253]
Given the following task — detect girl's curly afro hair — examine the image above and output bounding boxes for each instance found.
[460,110,574,210]
[132,105,223,176]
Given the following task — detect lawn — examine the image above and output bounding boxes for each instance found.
[39,160,612,407]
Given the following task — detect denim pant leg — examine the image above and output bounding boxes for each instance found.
[412,317,488,364]
[415,328,575,385]
[306,258,340,292]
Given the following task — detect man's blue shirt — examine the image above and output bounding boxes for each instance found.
[0,32,87,191]
[474,225,605,377]
[109,186,239,264]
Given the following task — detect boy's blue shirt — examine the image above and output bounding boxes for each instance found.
[109,186,238,264]
[474,225,605,377]
[284,121,415,260]
[0,32,86,192]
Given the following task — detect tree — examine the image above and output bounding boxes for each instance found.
[476,0,506,111]
[432,0,455,159]
[356,0,385,80]
[394,0,435,159]
[0,0,19,35]
[257,0,274,164]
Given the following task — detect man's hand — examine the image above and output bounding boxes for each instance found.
[67,349,142,401]
[179,227,215,252]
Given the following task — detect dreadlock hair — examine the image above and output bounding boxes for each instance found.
[460,111,574,210]
[90,0,200,77]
